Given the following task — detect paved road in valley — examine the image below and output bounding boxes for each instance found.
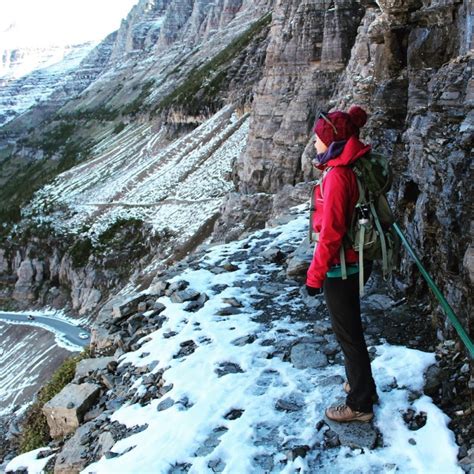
[0,312,90,347]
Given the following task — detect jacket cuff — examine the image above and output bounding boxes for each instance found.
[306,275,323,289]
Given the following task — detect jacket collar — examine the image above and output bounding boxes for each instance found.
[314,136,371,170]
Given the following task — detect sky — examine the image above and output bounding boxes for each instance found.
[0,0,140,48]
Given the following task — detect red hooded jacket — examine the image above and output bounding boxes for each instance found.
[306,136,371,288]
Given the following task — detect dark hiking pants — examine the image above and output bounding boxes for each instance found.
[323,261,377,413]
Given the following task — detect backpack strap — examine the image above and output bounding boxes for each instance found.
[339,246,347,280]
[370,201,389,277]
[358,225,365,296]
[319,167,333,198]
[309,183,318,243]
[355,175,365,206]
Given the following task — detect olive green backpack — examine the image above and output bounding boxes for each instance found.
[309,152,400,295]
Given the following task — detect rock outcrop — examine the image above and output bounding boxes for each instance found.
[330,0,473,333]
[43,383,101,438]
[0,220,164,314]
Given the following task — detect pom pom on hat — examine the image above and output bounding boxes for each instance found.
[348,105,367,128]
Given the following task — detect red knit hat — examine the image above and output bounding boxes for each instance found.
[314,106,368,146]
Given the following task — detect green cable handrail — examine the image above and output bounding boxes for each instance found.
[393,222,474,359]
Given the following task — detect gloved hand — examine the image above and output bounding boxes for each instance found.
[306,285,323,296]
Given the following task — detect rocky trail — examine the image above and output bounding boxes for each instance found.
[5,205,472,473]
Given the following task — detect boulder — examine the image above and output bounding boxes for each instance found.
[43,383,101,438]
[362,294,395,311]
[170,289,200,304]
[95,431,116,459]
[112,294,148,319]
[165,280,189,295]
[286,239,313,280]
[184,293,209,312]
[147,280,169,296]
[325,417,378,449]
[75,357,116,380]
[91,326,122,354]
[423,364,443,397]
[261,247,285,263]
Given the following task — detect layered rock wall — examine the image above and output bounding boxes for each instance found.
[332,0,473,335]
[235,0,364,194]
[217,0,473,341]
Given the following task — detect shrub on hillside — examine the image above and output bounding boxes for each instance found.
[70,237,93,267]
[18,348,91,453]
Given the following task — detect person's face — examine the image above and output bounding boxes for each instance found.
[314,135,328,154]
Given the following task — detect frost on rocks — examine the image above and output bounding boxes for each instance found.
[6,207,462,474]
[64,207,460,474]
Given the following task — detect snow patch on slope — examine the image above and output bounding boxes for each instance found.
[0,42,97,126]
[28,106,249,251]
[5,447,54,474]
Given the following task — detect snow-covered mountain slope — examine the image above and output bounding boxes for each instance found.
[0,44,92,81]
[0,42,97,127]
[58,0,271,116]
[6,206,461,473]
[27,105,249,262]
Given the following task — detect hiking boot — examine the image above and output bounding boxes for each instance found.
[325,404,374,423]
[343,381,379,404]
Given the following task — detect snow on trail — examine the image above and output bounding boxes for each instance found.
[81,208,461,474]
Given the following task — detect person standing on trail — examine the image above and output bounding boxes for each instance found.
[306,105,378,423]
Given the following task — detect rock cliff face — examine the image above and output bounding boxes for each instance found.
[57,0,272,117]
[0,0,273,315]
[213,0,365,239]
[0,34,118,135]
[345,0,473,336]
[236,0,364,193]
[0,221,164,315]
[108,0,172,61]
[216,0,473,340]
